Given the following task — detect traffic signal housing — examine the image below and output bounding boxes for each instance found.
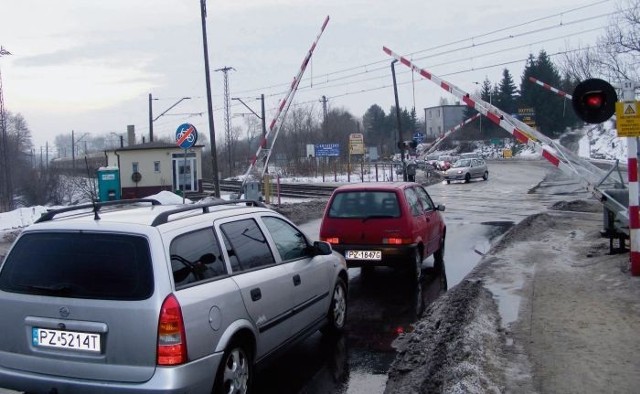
[397,140,418,150]
[572,78,617,124]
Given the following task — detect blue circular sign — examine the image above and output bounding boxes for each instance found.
[413,132,425,143]
[175,123,198,149]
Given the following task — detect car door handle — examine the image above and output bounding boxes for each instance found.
[250,288,262,301]
[293,274,301,286]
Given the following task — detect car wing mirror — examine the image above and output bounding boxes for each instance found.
[313,241,333,256]
[437,204,446,212]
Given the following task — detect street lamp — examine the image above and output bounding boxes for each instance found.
[148,95,191,142]
[71,130,90,172]
[231,95,266,138]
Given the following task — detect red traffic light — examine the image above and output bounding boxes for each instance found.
[584,93,605,108]
[572,79,617,123]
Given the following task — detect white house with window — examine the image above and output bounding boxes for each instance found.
[105,141,204,199]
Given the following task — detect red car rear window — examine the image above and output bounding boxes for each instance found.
[327,191,400,219]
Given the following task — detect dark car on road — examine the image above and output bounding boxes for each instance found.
[319,182,446,282]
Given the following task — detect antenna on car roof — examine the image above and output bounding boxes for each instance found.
[84,156,100,221]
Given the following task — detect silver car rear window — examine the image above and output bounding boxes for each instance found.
[0,232,154,300]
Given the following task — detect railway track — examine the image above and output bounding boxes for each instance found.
[203,180,338,199]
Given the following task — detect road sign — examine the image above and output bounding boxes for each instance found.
[176,123,198,149]
[413,132,425,143]
[349,133,364,155]
[615,101,640,137]
[315,143,340,157]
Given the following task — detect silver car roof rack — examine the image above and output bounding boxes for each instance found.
[150,199,266,226]
[35,199,162,223]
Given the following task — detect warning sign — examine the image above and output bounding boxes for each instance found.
[624,103,637,115]
[615,101,640,137]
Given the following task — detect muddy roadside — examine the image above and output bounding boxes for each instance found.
[385,200,640,393]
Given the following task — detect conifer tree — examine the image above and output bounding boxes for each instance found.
[519,51,565,137]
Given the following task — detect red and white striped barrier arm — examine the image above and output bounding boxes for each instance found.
[382,46,625,215]
[244,15,330,181]
[383,47,569,170]
[528,76,572,100]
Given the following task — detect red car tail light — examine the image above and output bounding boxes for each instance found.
[157,294,187,365]
[383,237,412,245]
[323,237,340,244]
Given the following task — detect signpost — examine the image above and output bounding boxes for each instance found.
[349,133,364,155]
[615,101,640,137]
[176,123,198,204]
[315,143,340,157]
[517,107,536,128]
[348,133,365,182]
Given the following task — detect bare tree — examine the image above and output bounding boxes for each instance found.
[560,0,640,82]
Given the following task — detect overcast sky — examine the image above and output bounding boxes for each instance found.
[0,0,613,152]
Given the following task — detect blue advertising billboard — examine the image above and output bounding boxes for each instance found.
[315,143,340,157]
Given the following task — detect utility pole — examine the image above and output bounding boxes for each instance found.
[148,93,156,142]
[260,93,266,140]
[199,0,221,197]
[0,46,12,211]
[215,66,235,174]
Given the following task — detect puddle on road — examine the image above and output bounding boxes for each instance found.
[485,277,527,329]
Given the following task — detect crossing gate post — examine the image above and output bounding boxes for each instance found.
[627,137,640,274]
[618,81,640,275]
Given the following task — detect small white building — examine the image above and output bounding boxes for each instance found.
[105,141,204,199]
[424,105,466,139]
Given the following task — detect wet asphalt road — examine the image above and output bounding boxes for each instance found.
[255,159,577,394]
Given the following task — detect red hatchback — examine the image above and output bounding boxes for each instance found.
[319,182,446,281]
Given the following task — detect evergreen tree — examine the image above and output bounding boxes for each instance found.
[519,51,566,137]
[386,106,415,139]
[496,68,518,116]
[362,104,388,154]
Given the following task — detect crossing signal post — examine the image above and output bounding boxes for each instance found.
[572,78,618,124]
[572,78,640,276]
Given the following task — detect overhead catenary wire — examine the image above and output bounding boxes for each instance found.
[150,1,618,138]
[231,1,616,99]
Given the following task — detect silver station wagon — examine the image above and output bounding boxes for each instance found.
[0,199,348,394]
